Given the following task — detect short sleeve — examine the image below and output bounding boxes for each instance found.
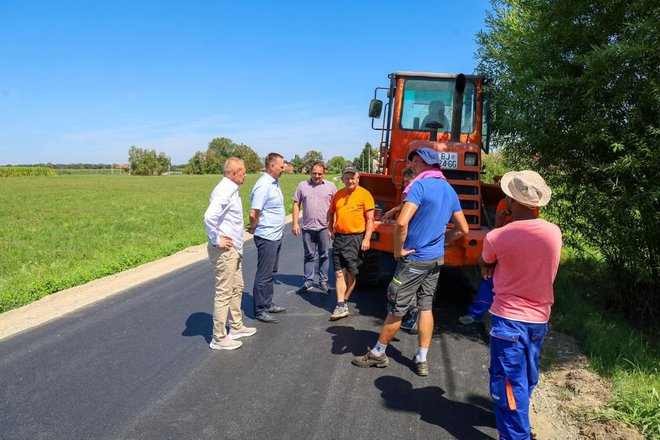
[481,233,496,264]
[403,181,423,206]
[250,183,269,210]
[293,182,303,203]
[364,189,375,211]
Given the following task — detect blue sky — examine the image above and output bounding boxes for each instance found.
[0,0,492,165]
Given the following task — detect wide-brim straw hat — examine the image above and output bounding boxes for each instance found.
[500,170,552,208]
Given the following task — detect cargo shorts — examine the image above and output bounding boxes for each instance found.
[386,257,443,316]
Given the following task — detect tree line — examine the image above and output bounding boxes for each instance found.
[128,137,379,176]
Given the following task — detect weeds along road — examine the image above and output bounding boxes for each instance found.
[0,226,498,440]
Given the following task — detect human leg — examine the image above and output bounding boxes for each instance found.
[301,230,316,284]
[317,228,330,284]
[343,270,357,301]
[228,251,245,330]
[253,236,279,315]
[208,244,234,341]
[489,315,544,440]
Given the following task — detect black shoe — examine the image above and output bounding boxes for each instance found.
[267,304,287,313]
[298,281,313,293]
[256,312,279,323]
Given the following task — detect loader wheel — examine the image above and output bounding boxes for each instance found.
[356,250,381,286]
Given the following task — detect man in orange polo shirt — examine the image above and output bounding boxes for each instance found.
[327,166,375,321]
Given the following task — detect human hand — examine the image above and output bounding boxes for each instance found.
[381,209,396,223]
[480,265,494,279]
[217,236,234,250]
[292,223,301,236]
[394,248,415,260]
[361,239,371,251]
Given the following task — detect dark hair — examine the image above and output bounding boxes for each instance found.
[311,161,327,172]
[264,152,284,168]
[402,166,415,179]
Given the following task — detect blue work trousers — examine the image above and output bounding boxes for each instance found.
[489,315,548,440]
[467,277,495,320]
[253,235,282,314]
[302,229,330,284]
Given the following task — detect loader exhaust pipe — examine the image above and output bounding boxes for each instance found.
[450,74,466,142]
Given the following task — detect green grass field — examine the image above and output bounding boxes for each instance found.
[0,173,309,312]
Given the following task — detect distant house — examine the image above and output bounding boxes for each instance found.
[115,164,130,174]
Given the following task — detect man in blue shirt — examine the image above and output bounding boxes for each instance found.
[352,147,469,376]
[247,152,287,323]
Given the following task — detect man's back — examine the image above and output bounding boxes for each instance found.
[484,218,562,322]
[404,178,461,260]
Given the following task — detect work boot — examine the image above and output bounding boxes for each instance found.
[352,348,389,368]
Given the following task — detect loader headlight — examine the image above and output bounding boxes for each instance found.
[464,153,478,167]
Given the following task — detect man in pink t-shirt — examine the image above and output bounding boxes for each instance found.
[479,170,562,440]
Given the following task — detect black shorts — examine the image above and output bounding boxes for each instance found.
[332,233,364,274]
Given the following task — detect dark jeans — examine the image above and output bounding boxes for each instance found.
[253,235,282,314]
[302,229,330,284]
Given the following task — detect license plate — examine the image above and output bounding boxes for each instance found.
[438,152,458,169]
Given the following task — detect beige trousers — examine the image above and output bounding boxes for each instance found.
[208,243,244,340]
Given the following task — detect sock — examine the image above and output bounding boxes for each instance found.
[372,341,388,356]
[415,347,428,363]
[337,301,345,307]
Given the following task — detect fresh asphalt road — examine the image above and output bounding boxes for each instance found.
[0,226,497,440]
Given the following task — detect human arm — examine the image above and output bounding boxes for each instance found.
[495,199,510,228]
[204,185,233,247]
[326,208,335,240]
[292,201,301,235]
[478,235,497,279]
[361,209,374,251]
[393,202,418,260]
[381,203,403,222]
[445,210,469,244]
[478,254,496,279]
[247,209,260,234]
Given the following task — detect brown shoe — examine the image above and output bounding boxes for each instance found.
[351,348,389,368]
[415,360,429,376]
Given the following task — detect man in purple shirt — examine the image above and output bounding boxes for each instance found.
[292,162,337,293]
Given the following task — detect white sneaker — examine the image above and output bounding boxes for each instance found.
[209,337,243,350]
[228,325,257,340]
[458,315,478,325]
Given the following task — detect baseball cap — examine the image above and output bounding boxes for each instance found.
[407,147,440,166]
[342,166,359,175]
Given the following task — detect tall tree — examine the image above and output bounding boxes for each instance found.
[352,142,378,173]
[302,150,324,171]
[477,0,659,324]
[327,155,347,174]
[128,146,170,175]
[185,137,261,174]
[290,154,304,173]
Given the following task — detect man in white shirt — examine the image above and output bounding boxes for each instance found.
[204,157,257,350]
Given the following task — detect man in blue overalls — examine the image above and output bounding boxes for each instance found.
[478,170,563,439]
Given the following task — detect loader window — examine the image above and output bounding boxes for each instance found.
[400,78,477,134]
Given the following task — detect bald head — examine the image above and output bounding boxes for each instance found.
[224,157,246,185]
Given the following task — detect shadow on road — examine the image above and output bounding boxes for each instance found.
[326,325,414,370]
[182,312,212,343]
[375,375,496,439]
